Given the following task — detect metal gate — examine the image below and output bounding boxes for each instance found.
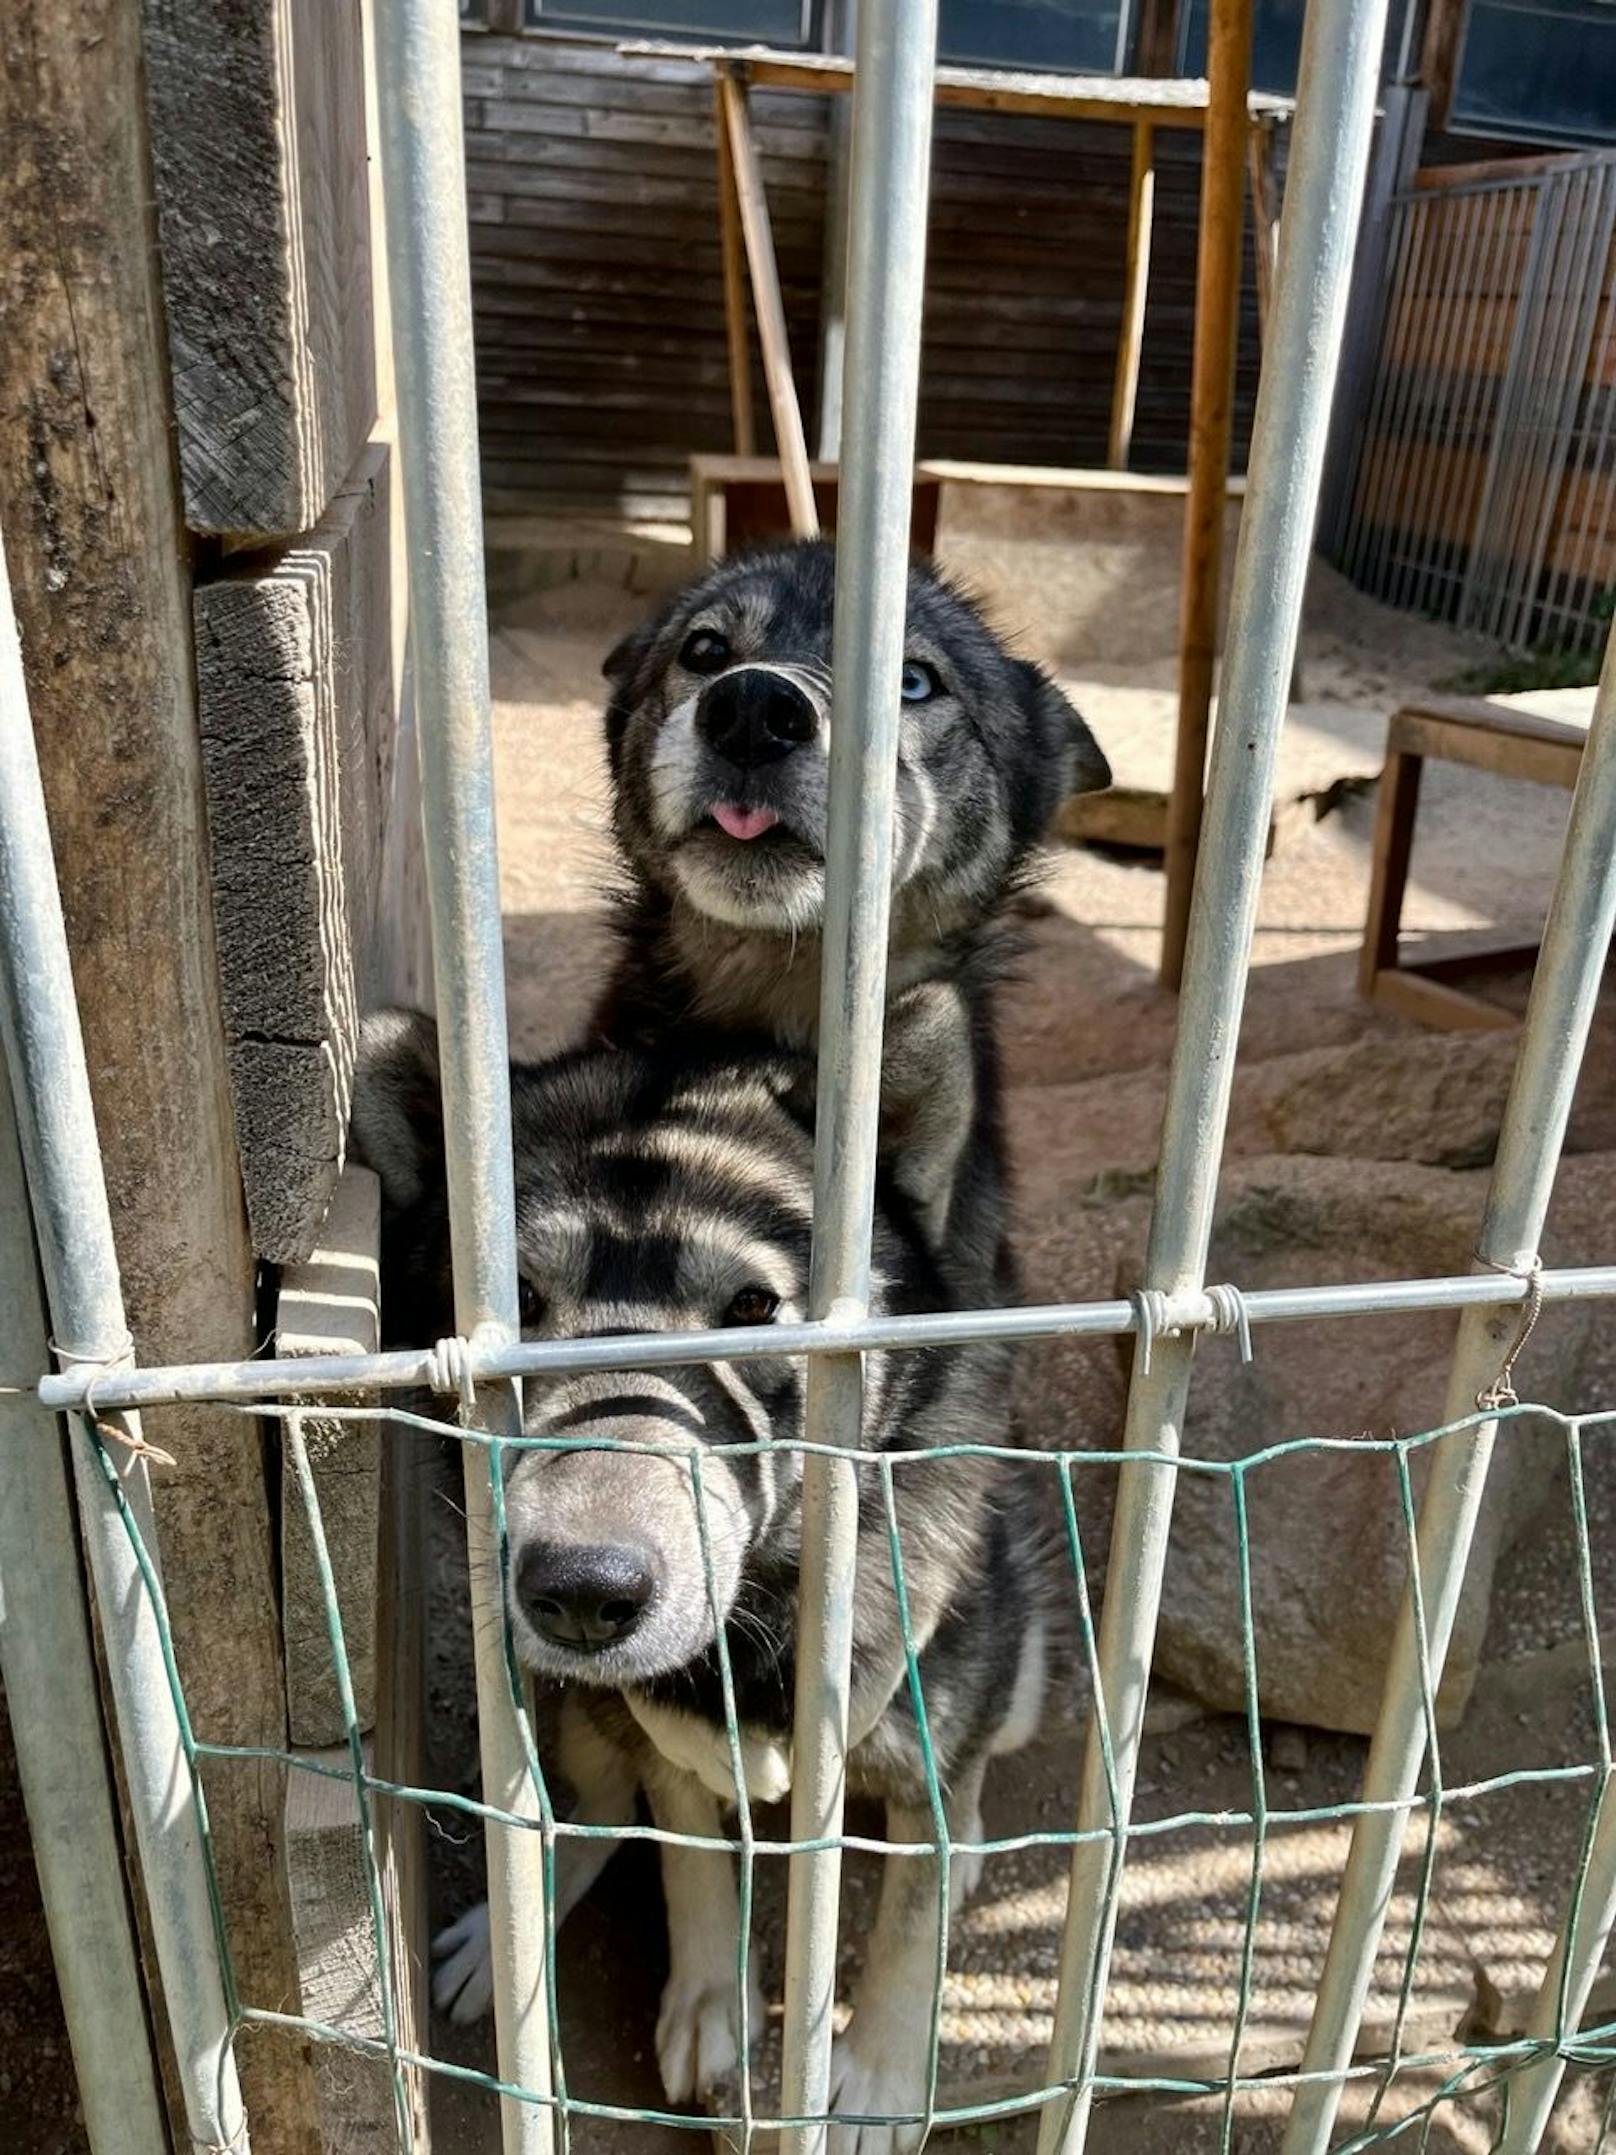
[1332,148,1616,654]
[2,2,1615,2154]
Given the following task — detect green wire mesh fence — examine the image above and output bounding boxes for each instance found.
[85,1389,1616,2152]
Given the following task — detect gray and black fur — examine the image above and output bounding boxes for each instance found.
[352,1010,1058,2152]
[592,540,1110,1305]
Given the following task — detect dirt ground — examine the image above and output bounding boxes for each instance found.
[3,499,1611,2154]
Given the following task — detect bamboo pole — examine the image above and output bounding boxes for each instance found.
[717,66,819,537]
[1161,0,1256,990]
[713,73,757,457]
[1108,121,1157,472]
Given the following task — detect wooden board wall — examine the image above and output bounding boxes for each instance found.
[464,37,1265,521]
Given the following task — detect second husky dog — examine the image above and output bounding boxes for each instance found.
[353,1011,1056,2155]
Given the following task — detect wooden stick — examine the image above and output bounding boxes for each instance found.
[1160,0,1254,990]
[713,72,756,458]
[1248,121,1280,341]
[717,67,818,538]
[1108,121,1156,473]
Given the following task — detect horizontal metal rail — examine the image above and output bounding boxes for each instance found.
[34,1263,1616,1416]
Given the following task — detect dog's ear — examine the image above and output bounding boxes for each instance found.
[1011,661,1111,847]
[603,619,656,687]
[350,1008,445,1212]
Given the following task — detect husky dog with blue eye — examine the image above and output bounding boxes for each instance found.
[353,1011,1057,2155]
[592,541,1110,1302]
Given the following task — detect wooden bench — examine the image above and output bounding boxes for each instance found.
[1360,691,1592,1031]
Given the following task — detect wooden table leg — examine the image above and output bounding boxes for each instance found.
[1360,744,1422,997]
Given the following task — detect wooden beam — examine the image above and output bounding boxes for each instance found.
[717,69,818,538]
[143,0,376,538]
[1248,122,1280,342]
[1419,0,1469,133]
[0,1,319,2144]
[713,74,757,457]
[1160,0,1255,991]
[1108,121,1157,473]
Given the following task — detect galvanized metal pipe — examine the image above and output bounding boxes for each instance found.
[0,529,248,2150]
[779,3,936,2148]
[1281,623,1616,2155]
[35,1261,1616,1416]
[0,1061,166,2155]
[1035,0,1391,2139]
[371,4,552,2148]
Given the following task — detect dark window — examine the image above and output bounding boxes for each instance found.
[1451,0,1616,146]
[523,0,813,41]
[1176,0,1418,97]
[938,0,1134,75]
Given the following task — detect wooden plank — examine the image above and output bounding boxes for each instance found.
[1160,0,1256,991]
[145,0,376,537]
[714,74,758,457]
[1108,121,1156,472]
[1367,966,1521,1033]
[276,1165,383,1749]
[622,44,1294,128]
[0,2,320,2143]
[195,442,396,1263]
[1359,747,1423,995]
[717,69,818,538]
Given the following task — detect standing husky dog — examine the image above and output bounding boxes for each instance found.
[353,1012,1055,2154]
[593,541,1109,1297]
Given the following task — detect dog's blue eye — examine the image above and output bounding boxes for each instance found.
[680,628,731,675]
[901,661,940,703]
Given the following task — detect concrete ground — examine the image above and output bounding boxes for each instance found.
[422,501,1615,2155]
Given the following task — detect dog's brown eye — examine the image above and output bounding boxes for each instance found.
[518,1278,546,1328]
[901,660,941,703]
[725,1286,780,1327]
[680,628,731,675]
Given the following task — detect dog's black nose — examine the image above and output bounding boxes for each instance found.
[696,667,816,770]
[516,1541,657,1651]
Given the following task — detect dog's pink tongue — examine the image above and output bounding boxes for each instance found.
[711,803,780,841]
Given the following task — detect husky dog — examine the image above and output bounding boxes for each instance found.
[353,1011,1055,2155]
[593,541,1110,1297]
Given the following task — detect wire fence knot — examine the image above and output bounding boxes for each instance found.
[51,1332,177,1469]
[1473,1252,1545,1412]
[1203,1282,1255,1364]
[426,1334,478,1415]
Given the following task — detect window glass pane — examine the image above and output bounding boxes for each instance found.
[939,0,1128,74]
[1452,0,1616,145]
[526,0,807,42]
[1176,0,1306,92]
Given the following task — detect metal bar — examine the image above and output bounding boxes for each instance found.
[718,67,820,538]
[1412,185,1505,620]
[34,1262,1616,1416]
[1281,624,1616,2155]
[0,1060,166,2155]
[778,3,936,2148]
[0,528,248,2149]
[1389,188,1479,615]
[1159,0,1254,992]
[1107,120,1156,473]
[371,5,553,2149]
[1338,194,1421,587]
[1036,0,1392,2136]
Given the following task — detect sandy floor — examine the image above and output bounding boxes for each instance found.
[420,522,1614,2155]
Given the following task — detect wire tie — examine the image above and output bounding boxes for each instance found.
[427,1334,478,1416]
[1128,1289,1171,1374]
[51,1333,177,1469]
[1204,1282,1256,1364]
[1472,1252,1545,1413]
[193,2123,249,2153]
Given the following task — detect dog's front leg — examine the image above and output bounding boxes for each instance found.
[432,1693,639,2025]
[827,1759,988,2155]
[643,1750,763,2105]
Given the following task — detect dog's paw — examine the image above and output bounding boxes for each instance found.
[656,1963,764,2105]
[432,1901,493,2025]
[827,2034,929,2155]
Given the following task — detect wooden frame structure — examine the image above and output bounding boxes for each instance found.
[1360,695,1590,1031]
[626,36,1290,985]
